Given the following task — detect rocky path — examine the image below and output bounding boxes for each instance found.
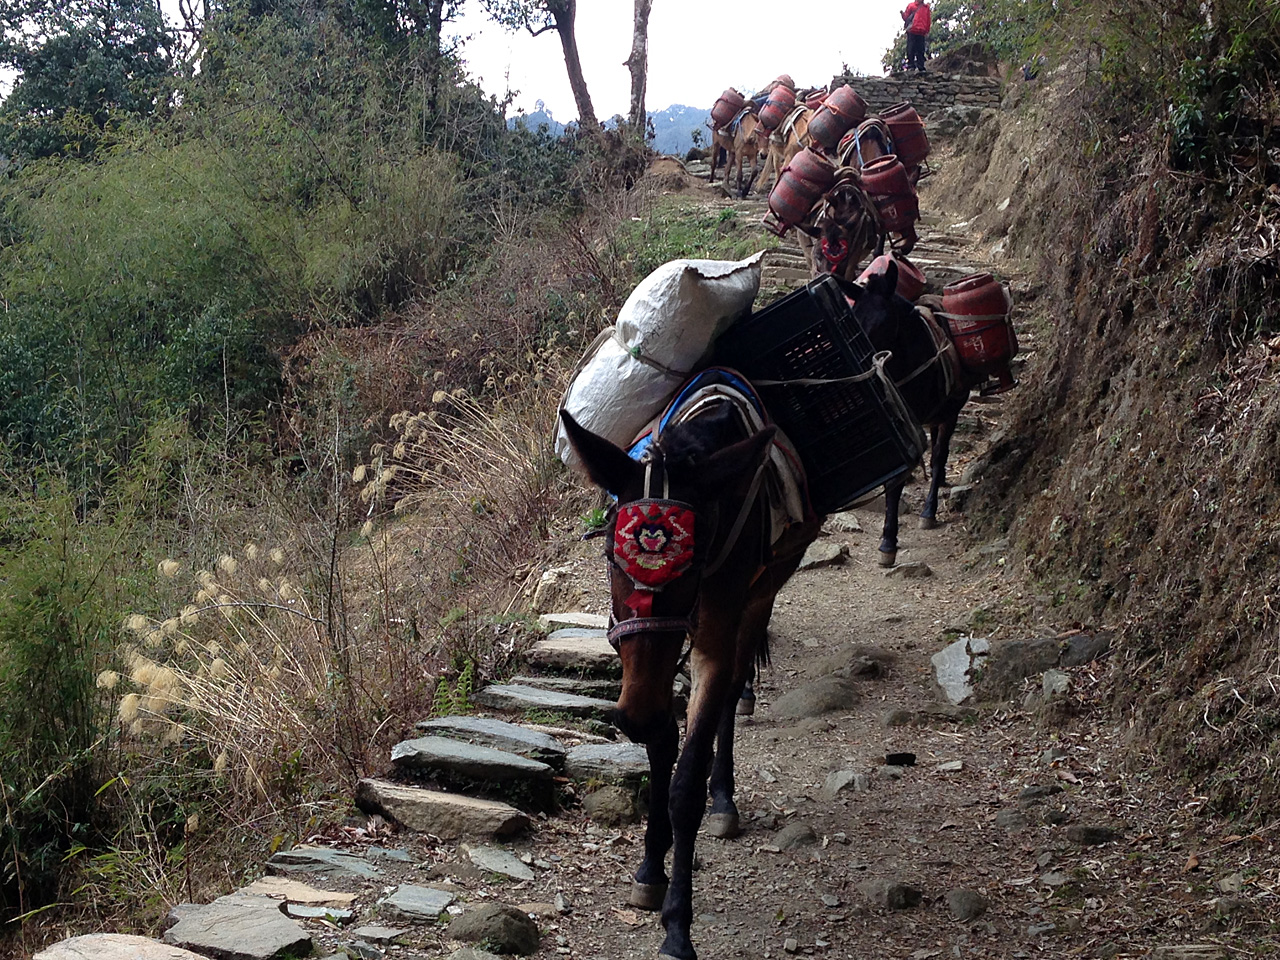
[36,167,1279,960]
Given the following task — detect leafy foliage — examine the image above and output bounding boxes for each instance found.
[0,0,174,161]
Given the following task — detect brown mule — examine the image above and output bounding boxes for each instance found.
[561,405,820,960]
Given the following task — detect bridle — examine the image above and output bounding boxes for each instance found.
[603,448,767,652]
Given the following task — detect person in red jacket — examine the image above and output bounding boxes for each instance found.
[901,0,931,73]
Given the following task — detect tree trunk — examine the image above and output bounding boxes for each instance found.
[549,0,602,141]
[625,0,653,134]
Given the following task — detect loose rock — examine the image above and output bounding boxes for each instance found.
[381,883,456,921]
[1042,668,1070,699]
[769,677,859,719]
[582,784,640,825]
[883,561,932,578]
[825,511,864,533]
[977,637,1061,699]
[773,822,818,850]
[356,779,530,839]
[447,904,540,955]
[466,845,535,881]
[350,926,408,944]
[164,894,311,960]
[931,636,990,705]
[238,877,357,908]
[861,879,923,911]
[822,770,870,800]
[946,888,988,921]
[798,541,849,570]
[1065,824,1121,846]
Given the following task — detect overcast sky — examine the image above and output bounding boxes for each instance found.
[2,1,907,113]
[451,2,905,119]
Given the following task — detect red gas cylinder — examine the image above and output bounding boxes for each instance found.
[711,88,746,128]
[768,148,836,227]
[858,253,926,302]
[759,85,797,131]
[858,154,919,234]
[942,273,1018,390]
[805,91,827,110]
[881,101,930,170]
[808,85,868,151]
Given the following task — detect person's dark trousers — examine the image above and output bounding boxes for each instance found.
[907,32,927,71]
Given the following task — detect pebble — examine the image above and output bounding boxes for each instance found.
[994,809,1028,830]
[876,764,905,780]
[822,769,870,800]
[773,822,818,850]
[860,879,923,911]
[1018,784,1063,800]
[883,561,932,578]
[783,938,799,953]
[935,760,963,773]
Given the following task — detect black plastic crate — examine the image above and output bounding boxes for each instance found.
[713,276,923,514]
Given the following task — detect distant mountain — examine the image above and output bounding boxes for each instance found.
[507,100,711,157]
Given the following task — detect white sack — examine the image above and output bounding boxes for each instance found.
[556,252,763,470]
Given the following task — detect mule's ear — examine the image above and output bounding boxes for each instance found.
[696,425,777,499]
[865,259,899,298]
[561,411,641,497]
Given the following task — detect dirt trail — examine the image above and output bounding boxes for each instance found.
[519,167,1278,960]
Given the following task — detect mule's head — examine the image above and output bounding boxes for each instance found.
[799,181,881,279]
[560,409,775,744]
[850,258,919,352]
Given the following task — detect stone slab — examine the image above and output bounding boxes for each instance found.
[564,742,649,782]
[412,716,567,766]
[466,845,535,881]
[473,684,615,718]
[164,894,311,960]
[391,736,553,780]
[238,876,357,908]
[351,925,408,943]
[36,936,206,960]
[381,883,456,921]
[265,846,381,880]
[538,612,609,631]
[356,778,530,839]
[284,903,354,923]
[525,636,619,675]
[931,636,991,705]
[508,675,621,699]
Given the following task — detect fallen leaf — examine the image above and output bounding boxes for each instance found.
[612,908,644,926]
[1055,769,1081,784]
[1183,854,1200,873]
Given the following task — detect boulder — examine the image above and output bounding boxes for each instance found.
[447,904,540,955]
[582,785,640,825]
[769,677,859,719]
[931,636,990,704]
[564,742,649,783]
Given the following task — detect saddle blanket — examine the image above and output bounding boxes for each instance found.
[629,368,812,546]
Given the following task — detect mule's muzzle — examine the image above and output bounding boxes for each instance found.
[608,705,669,746]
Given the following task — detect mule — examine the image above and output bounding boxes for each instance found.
[560,403,820,960]
[708,111,766,198]
[755,106,813,196]
[848,262,979,566]
[795,175,884,280]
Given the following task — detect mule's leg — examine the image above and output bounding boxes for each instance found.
[707,593,773,839]
[708,139,720,183]
[630,715,679,911]
[736,669,756,715]
[659,648,732,960]
[880,475,905,566]
[920,414,958,529]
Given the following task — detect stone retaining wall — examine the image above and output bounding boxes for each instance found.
[829,72,1004,117]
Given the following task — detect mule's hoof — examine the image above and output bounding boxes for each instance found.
[735,695,755,716]
[878,550,898,568]
[919,515,938,530]
[629,881,668,911]
[705,812,742,839]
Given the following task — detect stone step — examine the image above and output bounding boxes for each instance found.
[473,684,615,718]
[508,674,621,700]
[538,611,608,631]
[412,715,567,766]
[36,935,208,960]
[165,894,312,960]
[525,633,619,676]
[266,846,384,880]
[391,736,554,781]
[564,742,650,783]
[355,778,531,839]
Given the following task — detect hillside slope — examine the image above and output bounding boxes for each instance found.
[929,68,1280,817]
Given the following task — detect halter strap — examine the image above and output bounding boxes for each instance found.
[607,615,692,650]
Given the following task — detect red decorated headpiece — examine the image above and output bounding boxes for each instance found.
[613,499,696,615]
